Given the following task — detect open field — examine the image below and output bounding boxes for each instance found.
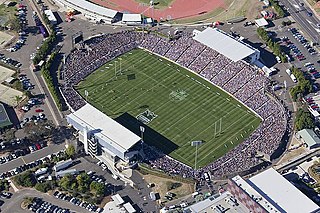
[76,49,261,168]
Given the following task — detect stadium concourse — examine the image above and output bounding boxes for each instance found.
[61,30,288,179]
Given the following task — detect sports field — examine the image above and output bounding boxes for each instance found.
[76,49,261,168]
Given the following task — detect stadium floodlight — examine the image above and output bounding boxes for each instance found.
[191,140,203,170]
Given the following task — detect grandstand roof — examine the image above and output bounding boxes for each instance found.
[193,27,256,62]
[63,0,118,18]
[248,168,320,213]
[122,14,142,23]
[297,129,320,148]
[68,104,141,152]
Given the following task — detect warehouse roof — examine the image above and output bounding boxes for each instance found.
[248,168,320,213]
[193,27,256,62]
[68,104,141,152]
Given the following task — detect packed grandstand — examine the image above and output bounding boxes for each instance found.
[61,30,288,179]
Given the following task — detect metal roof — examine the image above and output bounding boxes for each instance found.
[63,0,118,18]
[122,14,142,23]
[67,104,141,153]
[298,129,320,147]
[193,27,256,62]
[255,18,268,27]
[248,168,320,213]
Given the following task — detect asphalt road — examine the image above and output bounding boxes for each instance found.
[281,0,320,44]
[1,188,91,213]
[0,143,65,174]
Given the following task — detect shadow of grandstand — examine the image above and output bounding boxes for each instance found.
[115,112,179,155]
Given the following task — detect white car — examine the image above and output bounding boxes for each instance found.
[276,56,281,63]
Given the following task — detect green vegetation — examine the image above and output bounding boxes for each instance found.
[41,52,63,110]
[76,49,261,168]
[295,108,315,130]
[269,0,286,18]
[35,182,53,193]
[0,180,9,191]
[289,67,312,101]
[14,171,36,187]
[32,32,57,65]
[58,173,106,204]
[257,27,287,63]
[0,3,21,31]
[65,144,76,158]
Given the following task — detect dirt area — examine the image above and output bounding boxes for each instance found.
[143,174,193,201]
[275,136,308,167]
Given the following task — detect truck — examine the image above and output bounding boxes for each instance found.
[56,169,78,177]
[53,159,73,172]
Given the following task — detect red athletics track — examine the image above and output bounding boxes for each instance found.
[91,0,226,21]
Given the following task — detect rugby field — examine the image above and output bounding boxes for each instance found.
[76,49,261,168]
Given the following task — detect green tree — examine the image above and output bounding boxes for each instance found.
[66,145,75,158]
[90,181,105,197]
[14,171,36,187]
[59,175,72,190]
[295,109,315,130]
[35,182,52,192]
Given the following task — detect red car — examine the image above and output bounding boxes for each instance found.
[35,143,41,150]
[35,108,43,113]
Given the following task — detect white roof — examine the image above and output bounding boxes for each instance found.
[193,27,256,62]
[64,0,118,18]
[44,9,56,22]
[123,203,136,213]
[255,18,268,27]
[248,168,320,213]
[122,14,141,22]
[111,194,125,206]
[68,104,141,153]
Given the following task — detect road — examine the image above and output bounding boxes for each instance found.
[0,143,65,174]
[1,188,91,213]
[281,0,320,44]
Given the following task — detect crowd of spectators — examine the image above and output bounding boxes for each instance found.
[61,31,288,179]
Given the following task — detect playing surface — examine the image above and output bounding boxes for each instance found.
[76,49,261,168]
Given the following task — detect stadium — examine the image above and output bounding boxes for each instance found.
[63,29,287,179]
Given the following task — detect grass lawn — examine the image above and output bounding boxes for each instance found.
[76,49,261,168]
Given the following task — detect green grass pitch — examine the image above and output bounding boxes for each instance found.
[76,48,261,168]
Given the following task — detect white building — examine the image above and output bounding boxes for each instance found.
[53,0,121,24]
[67,104,141,164]
[121,14,142,25]
[255,18,269,28]
[228,168,320,213]
[193,27,260,63]
[44,9,57,25]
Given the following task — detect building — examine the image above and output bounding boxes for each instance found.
[184,192,250,213]
[44,9,57,25]
[103,194,137,213]
[193,27,260,63]
[56,169,78,177]
[255,18,269,28]
[121,14,142,25]
[297,129,320,149]
[0,103,12,130]
[53,0,121,24]
[53,159,73,172]
[67,103,141,164]
[228,168,320,213]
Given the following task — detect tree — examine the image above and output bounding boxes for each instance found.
[59,175,72,190]
[35,182,52,192]
[66,145,75,158]
[90,181,105,197]
[76,173,90,192]
[295,109,315,130]
[14,171,36,187]
[24,91,33,99]
[14,95,22,107]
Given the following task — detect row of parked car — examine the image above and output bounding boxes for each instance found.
[0,150,66,180]
[53,191,103,213]
[7,5,28,52]
[28,197,70,213]
[305,97,320,112]
[0,54,22,68]
[289,28,317,56]
[20,112,46,127]
[305,62,320,79]
[0,148,30,164]
[282,35,306,61]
